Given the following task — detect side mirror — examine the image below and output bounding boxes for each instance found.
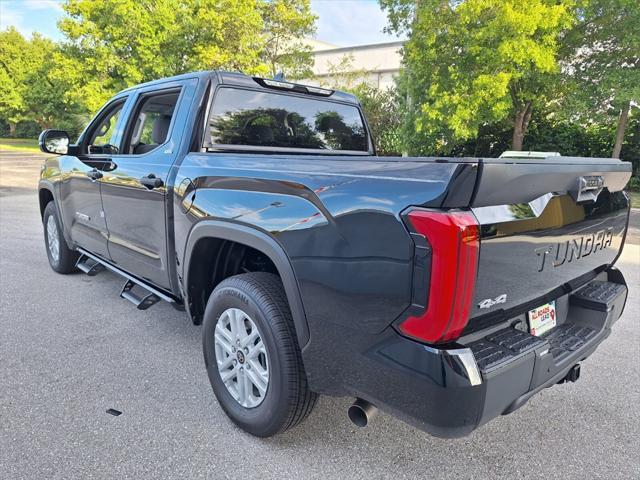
[39,129,70,155]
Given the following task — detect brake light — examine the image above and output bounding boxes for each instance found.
[400,210,480,344]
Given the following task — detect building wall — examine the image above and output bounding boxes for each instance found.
[307,41,404,89]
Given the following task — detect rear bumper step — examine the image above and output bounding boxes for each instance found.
[354,273,628,438]
[467,278,627,426]
[469,279,627,377]
[570,280,627,312]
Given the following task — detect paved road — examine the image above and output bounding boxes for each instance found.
[1,151,639,479]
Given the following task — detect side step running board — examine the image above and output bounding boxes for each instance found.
[120,280,160,310]
[75,255,105,276]
[75,248,176,310]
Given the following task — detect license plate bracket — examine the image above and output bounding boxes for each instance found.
[528,301,557,336]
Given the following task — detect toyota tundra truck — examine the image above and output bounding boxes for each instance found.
[37,70,632,438]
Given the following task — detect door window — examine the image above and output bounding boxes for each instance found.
[86,99,126,155]
[124,90,180,154]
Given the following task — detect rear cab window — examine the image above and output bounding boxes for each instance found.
[205,87,370,154]
[124,89,181,155]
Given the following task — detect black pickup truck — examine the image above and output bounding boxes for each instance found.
[38,70,632,438]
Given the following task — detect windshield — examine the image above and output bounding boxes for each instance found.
[207,88,369,152]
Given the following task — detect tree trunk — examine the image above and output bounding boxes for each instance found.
[512,116,524,151]
[511,102,533,151]
[612,100,631,159]
[8,122,16,138]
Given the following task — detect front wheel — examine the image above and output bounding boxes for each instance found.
[202,272,317,437]
[43,201,78,274]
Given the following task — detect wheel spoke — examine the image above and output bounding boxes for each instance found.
[247,366,267,395]
[242,369,253,404]
[215,325,234,352]
[220,366,237,383]
[247,339,265,359]
[217,354,234,370]
[235,368,247,405]
[241,329,260,348]
[232,310,247,341]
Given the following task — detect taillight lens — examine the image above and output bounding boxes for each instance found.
[400,210,480,344]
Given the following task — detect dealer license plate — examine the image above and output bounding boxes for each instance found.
[528,301,557,336]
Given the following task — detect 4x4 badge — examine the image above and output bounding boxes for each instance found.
[478,294,507,309]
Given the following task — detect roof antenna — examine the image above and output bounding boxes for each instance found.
[273,71,285,81]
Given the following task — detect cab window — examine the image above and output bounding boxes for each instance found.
[207,88,369,152]
[85,99,126,155]
[123,90,180,154]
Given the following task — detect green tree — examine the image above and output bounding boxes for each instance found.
[24,47,87,135]
[351,84,402,155]
[381,0,577,152]
[260,0,317,79]
[562,0,640,158]
[57,0,316,114]
[0,28,35,135]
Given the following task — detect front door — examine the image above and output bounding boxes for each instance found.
[99,85,184,290]
[58,97,128,259]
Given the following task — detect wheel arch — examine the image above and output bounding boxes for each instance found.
[183,220,310,347]
[39,182,72,247]
[38,185,55,218]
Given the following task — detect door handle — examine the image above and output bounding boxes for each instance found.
[86,168,103,180]
[140,173,164,190]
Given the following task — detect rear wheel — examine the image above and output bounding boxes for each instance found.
[43,201,78,274]
[203,272,317,437]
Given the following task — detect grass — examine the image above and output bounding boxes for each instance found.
[0,137,40,153]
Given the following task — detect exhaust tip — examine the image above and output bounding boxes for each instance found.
[348,399,377,427]
[559,364,581,384]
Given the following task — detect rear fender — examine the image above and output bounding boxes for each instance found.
[183,220,310,347]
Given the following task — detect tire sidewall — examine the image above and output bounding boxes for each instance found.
[203,281,290,436]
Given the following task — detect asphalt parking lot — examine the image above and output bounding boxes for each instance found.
[1,150,639,479]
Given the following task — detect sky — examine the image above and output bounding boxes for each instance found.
[0,0,404,47]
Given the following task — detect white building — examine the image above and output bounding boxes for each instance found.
[307,40,404,90]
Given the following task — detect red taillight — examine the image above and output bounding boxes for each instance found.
[400,210,480,344]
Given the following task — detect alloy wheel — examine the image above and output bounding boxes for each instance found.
[46,215,60,263]
[214,307,269,408]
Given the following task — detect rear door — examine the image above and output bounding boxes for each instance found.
[99,79,192,289]
[58,96,129,259]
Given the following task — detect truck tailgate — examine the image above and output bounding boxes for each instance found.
[466,156,631,329]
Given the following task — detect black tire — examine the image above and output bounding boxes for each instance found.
[203,272,317,437]
[43,201,78,274]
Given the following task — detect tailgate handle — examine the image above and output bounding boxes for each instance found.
[569,175,604,203]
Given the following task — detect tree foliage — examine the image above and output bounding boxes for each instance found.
[57,0,316,106]
[260,0,317,79]
[382,0,578,152]
[561,0,640,157]
[0,28,55,132]
[381,0,639,157]
[563,0,639,114]
[0,0,316,136]
[0,28,81,134]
